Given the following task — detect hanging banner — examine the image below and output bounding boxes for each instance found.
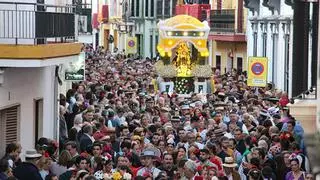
[126,37,137,54]
[247,57,268,87]
[65,52,85,81]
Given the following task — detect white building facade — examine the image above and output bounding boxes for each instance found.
[129,0,177,58]
[0,0,81,156]
[245,0,295,95]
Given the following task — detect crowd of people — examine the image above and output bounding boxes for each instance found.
[0,44,315,180]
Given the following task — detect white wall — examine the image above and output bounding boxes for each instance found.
[143,20,152,58]
[78,34,94,44]
[280,1,294,16]
[1,0,36,3]
[246,0,295,94]
[92,0,98,14]
[0,64,73,151]
[0,67,52,150]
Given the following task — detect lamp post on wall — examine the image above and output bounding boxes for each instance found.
[118,0,131,53]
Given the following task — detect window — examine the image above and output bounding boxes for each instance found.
[237,57,243,72]
[217,0,222,10]
[164,0,170,17]
[157,0,163,18]
[136,0,140,17]
[145,0,149,17]
[131,0,135,16]
[34,99,43,146]
[253,32,257,56]
[216,55,221,71]
[0,105,20,157]
[155,35,159,49]
[262,32,267,57]
[284,34,290,93]
[172,0,177,16]
[150,0,154,17]
[272,34,278,83]
[150,35,153,58]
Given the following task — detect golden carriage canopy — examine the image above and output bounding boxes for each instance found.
[157,15,210,57]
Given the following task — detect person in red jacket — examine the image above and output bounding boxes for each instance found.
[279,92,289,107]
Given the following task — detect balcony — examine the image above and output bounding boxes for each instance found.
[74,2,92,34]
[0,2,82,60]
[175,4,211,21]
[209,9,235,33]
[208,9,246,42]
[287,87,317,134]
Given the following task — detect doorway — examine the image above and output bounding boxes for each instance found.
[34,99,43,146]
[104,29,110,50]
[237,57,243,72]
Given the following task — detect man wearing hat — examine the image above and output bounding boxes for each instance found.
[227,111,244,131]
[180,104,190,116]
[272,113,283,130]
[170,116,181,129]
[13,149,42,180]
[222,157,240,180]
[137,148,161,179]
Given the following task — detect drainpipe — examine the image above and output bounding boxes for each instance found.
[54,66,59,153]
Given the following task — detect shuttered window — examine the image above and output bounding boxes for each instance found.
[0,105,20,156]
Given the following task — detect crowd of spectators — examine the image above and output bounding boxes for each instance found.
[0,44,314,180]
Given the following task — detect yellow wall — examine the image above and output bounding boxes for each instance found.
[0,43,82,59]
[210,0,247,33]
[211,40,247,73]
[222,0,236,9]
[243,8,248,33]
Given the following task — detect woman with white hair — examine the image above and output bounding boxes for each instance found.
[73,115,83,132]
[181,160,197,180]
[243,113,256,133]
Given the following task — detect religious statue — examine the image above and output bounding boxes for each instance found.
[174,42,193,77]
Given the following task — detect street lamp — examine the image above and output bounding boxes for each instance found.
[119,24,127,33]
[119,0,129,34]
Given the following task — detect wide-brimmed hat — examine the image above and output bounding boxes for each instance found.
[217,92,226,97]
[140,147,160,158]
[212,102,228,107]
[268,107,279,115]
[214,128,225,138]
[161,107,170,112]
[215,106,225,111]
[181,105,190,110]
[264,97,279,103]
[25,149,42,159]
[140,150,156,158]
[260,109,270,117]
[222,157,237,167]
[171,116,180,122]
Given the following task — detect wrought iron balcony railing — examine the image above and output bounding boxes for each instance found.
[0,1,75,45]
[290,86,317,101]
[209,9,243,33]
